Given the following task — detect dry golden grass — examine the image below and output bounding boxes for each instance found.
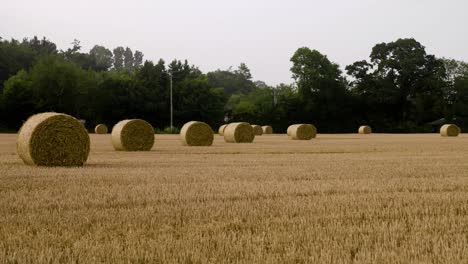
[1,133,468,263]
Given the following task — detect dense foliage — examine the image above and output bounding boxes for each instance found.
[1,36,467,132]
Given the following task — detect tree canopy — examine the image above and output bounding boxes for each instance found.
[1,36,467,133]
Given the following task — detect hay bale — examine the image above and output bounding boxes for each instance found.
[17,112,90,166]
[224,122,255,143]
[94,124,108,134]
[180,121,214,146]
[287,124,316,140]
[218,124,228,136]
[262,125,273,134]
[111,119,155,151]
[251,125,263,136]
[440,124,460,137]
[358,125,372,134]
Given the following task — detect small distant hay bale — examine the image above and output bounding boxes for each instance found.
[94,124,108,134]
[180,121,214,146]
[111,119,155,151]
[262,126,273,134]
[358,125,372,134]
[251,125,263,136]
[440,124,460,137]
[218,124,228,136]
[17,112,90,166]
[224,122,255,143]
[287,124,316,140]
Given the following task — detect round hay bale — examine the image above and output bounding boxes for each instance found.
[218,124,228,136]
[287,124,316,140]
[262,125,273,134]
[224,122,255,143]
[180,121,214,146]
[17,112,90,166]
[111,119,155,151]
[358,125,372,134]
[440,124,460,137]
[94,124,108,134]
[251,125,263,136]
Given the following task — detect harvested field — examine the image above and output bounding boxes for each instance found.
[1,133,468,263]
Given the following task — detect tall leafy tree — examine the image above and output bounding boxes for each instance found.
[89,71,133,125]
[2,70,35,127]
[22,36,57,56]
[113,47,124,70]
[174,75,225,128]
[290,47,354,132]
[123,47,134,70]
[0,38,36,89]
[441,58,468,125]
[89,45,113,71]
[207,63,256,96]
[347,38,447,131]
[62,39,95,70]
[2,55,97,127]
[134,50,144,69]
[131,59,168,126]
[235,63,252,80]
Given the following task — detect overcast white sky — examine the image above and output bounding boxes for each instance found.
[2,0,467,85]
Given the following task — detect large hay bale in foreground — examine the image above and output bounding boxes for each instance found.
[94,124,108,134]
[218,124,228,136]
[287,124,316,140]
[440,124,460,137]
[111,119,155,151]
[224,122,255,143]
[251,125,263,136]
[17,112,90,166]
[262,126,273,134]
[180,121,214,146]
[358,125,372,134]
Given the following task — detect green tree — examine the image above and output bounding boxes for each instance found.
[89,71,133,126]
[235,63,252,80]
[347,38,447,131]
[123,47,134,71]
[290,47,354,132]
[174,75,226,128]
[62,39,95,70]
[2,70,35,127]
[131,59,168,126]
[134,50,144,69]
[113,47,125,70]
[0,38,36,90]
[89,45,113,71]
[273,84,302,132]
[207,63,256,96]
[230,88,275,124]
[22,36,57,56]
[441,58,468,127]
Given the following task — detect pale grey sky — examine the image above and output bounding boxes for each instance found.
[2,0,467,85]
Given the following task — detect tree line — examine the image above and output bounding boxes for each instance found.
[1,36,467,133]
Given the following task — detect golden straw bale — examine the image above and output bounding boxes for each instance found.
[94,124,108,134]
[218,124,228,136]
[287,124,316,140]
[262,126,273,134]
[17,112,90,166]
[251,125,263,136]
[358,126,372,134]
[111,119,155,151]
[440,124,460,137]
[224,122,255,143]
[180,121,214,146]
